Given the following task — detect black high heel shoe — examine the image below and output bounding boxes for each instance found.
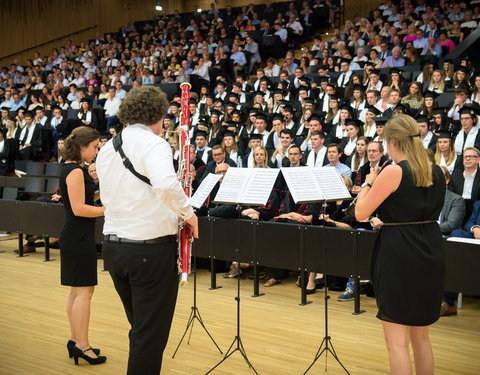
[72,346,107,365]
[67,340,100,358]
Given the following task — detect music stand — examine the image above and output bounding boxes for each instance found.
[172,250,223,358]
[304,201,350,374]
[205,247,258,375]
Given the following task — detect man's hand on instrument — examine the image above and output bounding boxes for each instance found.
[186,214,199,238]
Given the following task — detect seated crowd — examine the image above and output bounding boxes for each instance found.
[0,0,479,311]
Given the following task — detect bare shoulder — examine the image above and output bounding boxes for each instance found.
[65,167,83,182]
[375,164,402,190]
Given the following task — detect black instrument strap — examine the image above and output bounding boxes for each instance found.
[112,132,152,186]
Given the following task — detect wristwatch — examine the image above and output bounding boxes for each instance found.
[361,182,372,188]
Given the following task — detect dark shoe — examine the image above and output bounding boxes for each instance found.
[305,288,316,295]
[337,288,354,302]
[440,302,457,317]
[264,278,281,287]
[15,243,36,254]
[72,346,106,365]
[67,340,100,358]
[315,277,325,289]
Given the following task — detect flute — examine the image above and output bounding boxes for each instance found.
[178,82,193,285]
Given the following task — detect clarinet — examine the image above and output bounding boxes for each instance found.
[345,158,392,216]
[178,82,193,284]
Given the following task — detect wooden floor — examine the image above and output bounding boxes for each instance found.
[1,236,479,375]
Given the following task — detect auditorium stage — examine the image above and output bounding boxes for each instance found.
[0,236,479,375]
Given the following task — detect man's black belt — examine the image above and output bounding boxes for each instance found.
[104,234,177,245]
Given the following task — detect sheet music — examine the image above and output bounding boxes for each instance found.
[213,167,250,204]
[312,167,351,200]
[190,173,222,208]
[242,169,280,205]
[281,167,325,203]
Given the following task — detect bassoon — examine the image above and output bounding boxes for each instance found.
[178,82,193,284]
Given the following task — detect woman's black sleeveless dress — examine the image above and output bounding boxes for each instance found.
[59,163,97,286]
[372,160,446,326]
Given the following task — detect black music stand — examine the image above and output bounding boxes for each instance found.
[304,201,350,374]
[205,248,258,375]
[172,253,223,358]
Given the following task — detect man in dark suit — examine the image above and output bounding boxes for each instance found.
[439,167,465,235]
[442,199,480,316]
[202,144,237,180]
[353,141,386,191]
[449,147,480,222]
[18,111,42,160]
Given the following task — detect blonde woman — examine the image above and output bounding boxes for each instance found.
[434,133,457,174]
[427,70,446,93]
[356,114,446,375]
[253,146,269,168]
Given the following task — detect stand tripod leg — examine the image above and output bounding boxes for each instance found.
[205,247,257,374]
[304,215,350,374]
[194,308,223,354]
[172,307,196,358]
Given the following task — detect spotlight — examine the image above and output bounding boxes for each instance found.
[155,5,162,11]
[197,8,202,13]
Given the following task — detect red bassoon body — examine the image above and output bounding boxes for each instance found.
[178,82,193,284]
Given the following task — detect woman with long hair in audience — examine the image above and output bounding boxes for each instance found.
[326,97,342,140]
[299,57,310,75]
[56,95,70,110]
[6,119,17,140]
[388,69,408,97]
[340,119,362,157]
[471,74,480,104]
[356,114,446,375]
[221,132,242,167]
[363,105,380,139]
[41,87,54,110]
[28,94,44,112]
[420,91,438,120]
[431,108,450,134]
[452,66,471,89]
[434,133,457,174]
[401,82,423,111]
[60,126,106,365]
[325,56,336,71]
[346,136,368,174]
[416,63,434,84]
[344,74,362,98]
[426,70,447,94]
[208,110,223,147]
[442,60,454,82]
[349,83,366,113]
[78,99,98,129]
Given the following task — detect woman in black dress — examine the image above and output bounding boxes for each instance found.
[60,126,106,365]
[355,114,446,375]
